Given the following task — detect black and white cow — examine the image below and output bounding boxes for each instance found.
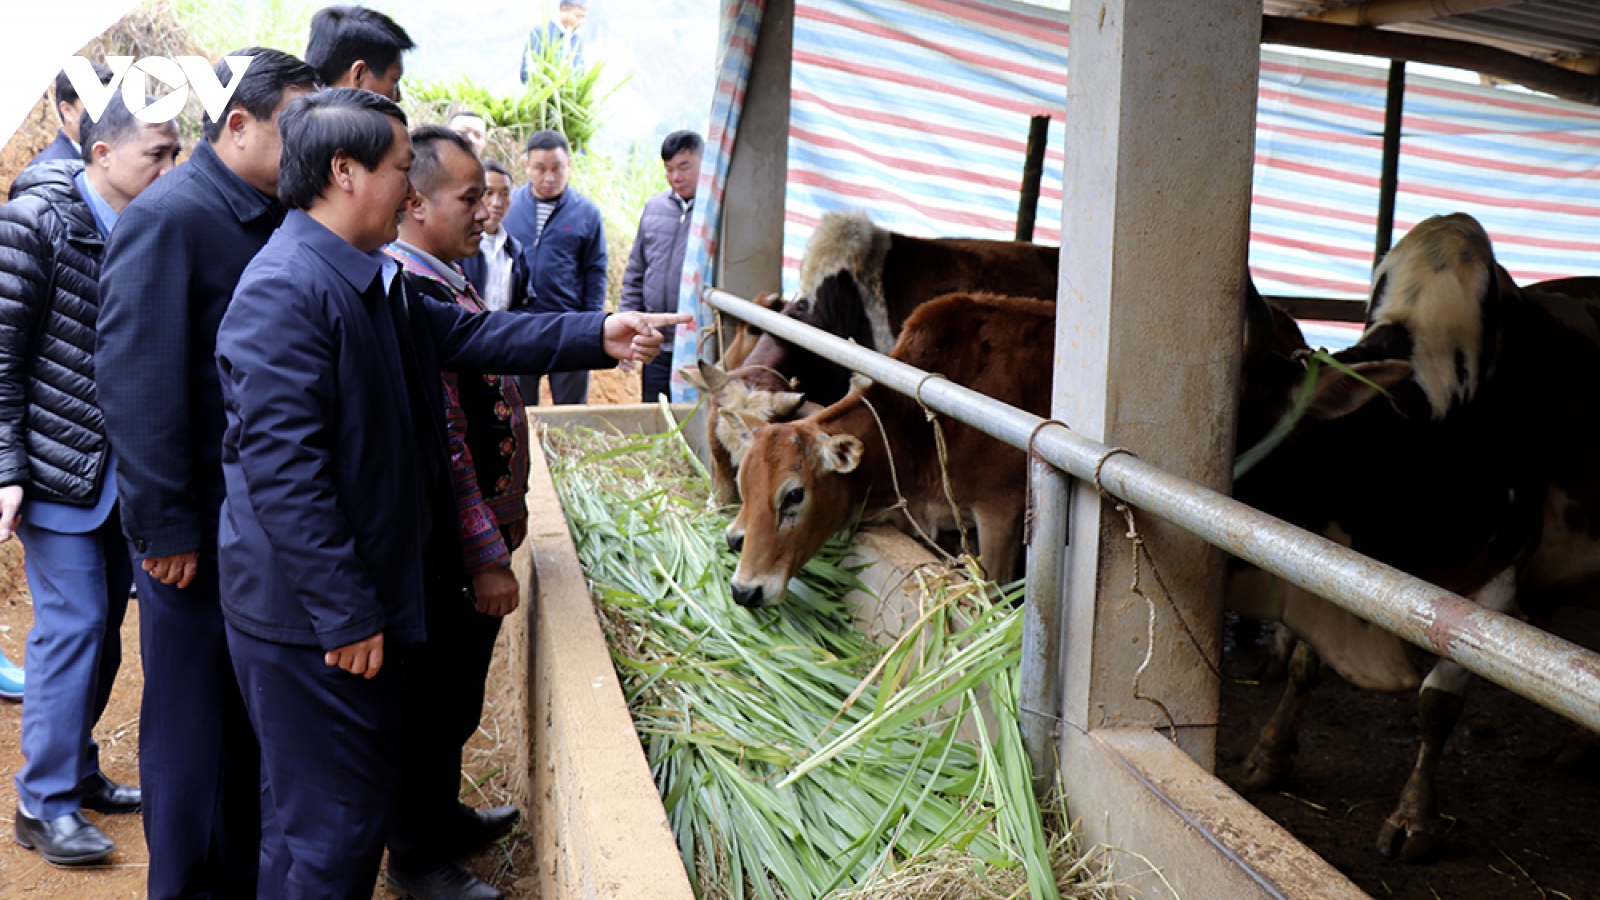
[1234,212,1600,862]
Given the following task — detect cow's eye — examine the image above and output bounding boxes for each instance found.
[781,487,805,510]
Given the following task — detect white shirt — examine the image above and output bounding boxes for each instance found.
[480,228,515,312]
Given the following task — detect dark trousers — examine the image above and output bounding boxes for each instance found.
[388,595,503,868]
[14,515,131,819]
[136,549,260,900]
[227,625,406,900]
[519,369,589,405]
[641,351,673,404]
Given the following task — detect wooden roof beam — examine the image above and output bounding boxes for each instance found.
[1308,0,1529,28]
[1263,15,1600,105]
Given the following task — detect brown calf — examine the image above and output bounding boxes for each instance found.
[723,293,1054,608]
[693,211,1059,506]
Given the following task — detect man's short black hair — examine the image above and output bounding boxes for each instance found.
[79,94,170,164]
[54,62,113,114]
[277,87,408,211]
[409,125,477,198]
[306,6,416,88]
[660,130,703,161]
[525,129,569,155]
[483,159,512,180]
[447,109,486,125]
[203,48,320,143]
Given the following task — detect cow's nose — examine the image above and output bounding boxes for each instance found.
[731,583,763,608]
[726,530,744,552]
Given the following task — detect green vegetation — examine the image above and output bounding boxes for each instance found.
[405,38,620,155]
[166,0,313,55]
[547,416,1109,900]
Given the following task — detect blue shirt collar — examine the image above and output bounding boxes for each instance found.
[281,209,401,295]
[73,170,118,239]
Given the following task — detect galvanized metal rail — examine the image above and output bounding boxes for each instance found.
[703,287,1600,736]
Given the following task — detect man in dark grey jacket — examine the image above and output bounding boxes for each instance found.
[0,97,177,865]
[621,130,702,402]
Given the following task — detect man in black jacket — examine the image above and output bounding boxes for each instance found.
[0,96,178,865]
[9,64,115,199]
[622,130,702,402]
[94,49,319,900]
[385,126,524,900]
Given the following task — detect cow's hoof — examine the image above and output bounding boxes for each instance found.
[1376,814,1438,863]
[1240,745,1292,790]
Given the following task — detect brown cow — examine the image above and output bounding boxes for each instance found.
[691,211,1059,506]
[723,293,1054,608]
[1234,212,1600,862]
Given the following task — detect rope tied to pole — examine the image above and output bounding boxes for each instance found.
[913,373,973,562]
[1089,446,1234,739]
[857,391,953,561]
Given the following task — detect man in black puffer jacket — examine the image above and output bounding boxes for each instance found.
[0,98,178,867]
[621,130,702,402]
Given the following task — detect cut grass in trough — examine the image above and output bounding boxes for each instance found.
[544,412,1116,900]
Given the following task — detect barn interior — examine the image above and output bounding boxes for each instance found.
[704,2,1600,898]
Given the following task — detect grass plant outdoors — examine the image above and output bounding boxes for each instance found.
[167,0,313,56]
[545,412,1115,900]
[407,38,619,156]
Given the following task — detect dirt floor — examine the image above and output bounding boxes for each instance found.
[0,377,643,899]
[1218,611,1600,900]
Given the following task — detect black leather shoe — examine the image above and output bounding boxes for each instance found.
[78,772,141,814]
[385,860,503,900]
[451,803,520,857]
[14,808,113,865]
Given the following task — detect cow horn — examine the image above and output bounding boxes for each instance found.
[770,391,806,419]
[691,359,731,394]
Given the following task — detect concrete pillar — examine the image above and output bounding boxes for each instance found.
[714,0,792,306]
[1054,0,1259,770]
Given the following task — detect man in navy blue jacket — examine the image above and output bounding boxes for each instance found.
[93,49,319,900]
[214,88,685,899]
[501,129,607,404]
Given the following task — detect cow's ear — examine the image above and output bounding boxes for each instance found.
[770,391,806,419]
[818,433,863,474]
[1307,360,1413,421]
[717,409,757,464]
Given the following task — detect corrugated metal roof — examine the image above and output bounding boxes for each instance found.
[1264,1,1600,67]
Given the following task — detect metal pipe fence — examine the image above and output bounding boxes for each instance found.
[702,287,1600,738]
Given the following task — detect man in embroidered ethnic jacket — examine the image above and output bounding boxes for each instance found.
[383,126,527,900]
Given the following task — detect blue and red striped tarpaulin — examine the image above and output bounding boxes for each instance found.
[672,0,766,402]
[780,0,1600,299]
